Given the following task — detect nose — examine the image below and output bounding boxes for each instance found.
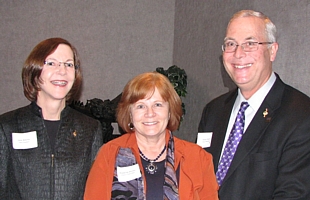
[145,107,155,117]
[234,45,246,59]
[56,63,67,75]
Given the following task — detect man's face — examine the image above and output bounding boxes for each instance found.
[223,16,278,99]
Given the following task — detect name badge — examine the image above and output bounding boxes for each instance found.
[197,132,213,148]
[117,164,141,182]
[12,131,38,149]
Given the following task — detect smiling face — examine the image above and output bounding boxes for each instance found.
[37,44,75,105]
[223,16,278,99]
[130,87,170,139]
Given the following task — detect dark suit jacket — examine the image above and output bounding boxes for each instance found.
[198,76,310,200]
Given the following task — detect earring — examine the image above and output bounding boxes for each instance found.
[128,122,134,131]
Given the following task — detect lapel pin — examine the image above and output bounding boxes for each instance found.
[263,108,268,118]
[73,130,77,137]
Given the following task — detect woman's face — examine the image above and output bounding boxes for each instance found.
[131,87,170,139]
[37,44,75,104]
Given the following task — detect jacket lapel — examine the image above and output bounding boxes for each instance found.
[221,76,285,185]
[208,90,238,169]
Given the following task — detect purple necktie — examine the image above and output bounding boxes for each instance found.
[216,101,249,186]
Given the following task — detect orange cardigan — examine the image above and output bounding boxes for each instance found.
[84,130,219,200]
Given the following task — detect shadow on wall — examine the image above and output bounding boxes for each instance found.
[219,55,237,91]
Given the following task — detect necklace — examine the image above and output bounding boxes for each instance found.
[139,145,166,174]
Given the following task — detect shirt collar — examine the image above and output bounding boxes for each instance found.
[235,72,276,112]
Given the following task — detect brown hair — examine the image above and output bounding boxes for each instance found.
[22,37,82,102]
[117,72,183,133]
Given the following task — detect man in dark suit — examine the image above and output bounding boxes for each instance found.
[198,10,310,200]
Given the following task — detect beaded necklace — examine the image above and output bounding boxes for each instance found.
[139,145,166,174]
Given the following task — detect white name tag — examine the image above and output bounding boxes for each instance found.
[197,132,213,148]
[117,164,141,182]
[12,131,38,149]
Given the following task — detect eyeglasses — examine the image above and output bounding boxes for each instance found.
[222,41,273,53]
[44,60,75,69]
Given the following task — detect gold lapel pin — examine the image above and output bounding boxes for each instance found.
[73,130,77,137]
[263,108,268,118]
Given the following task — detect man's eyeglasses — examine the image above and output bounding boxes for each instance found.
[44,60,75,69]
[222,41,273,53]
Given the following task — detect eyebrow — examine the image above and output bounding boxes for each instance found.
[224,37,235,42]
[244,36,257,40]
[224,36,258,42]
[45,58,74,62]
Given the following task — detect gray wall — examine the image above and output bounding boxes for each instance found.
[0,0,175,113]
[174,0,310,142]
[1,1,309,142]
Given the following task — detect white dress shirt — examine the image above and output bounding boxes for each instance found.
[219,72,277,157]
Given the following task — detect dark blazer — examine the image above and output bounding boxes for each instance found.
[198,76,310,200]
[0,102,103,200]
